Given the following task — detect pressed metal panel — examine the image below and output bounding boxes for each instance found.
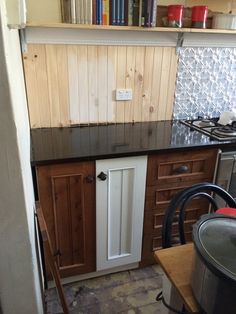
[23,44,178,127]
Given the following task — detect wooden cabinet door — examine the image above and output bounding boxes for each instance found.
[36,162,96,278]
[96,156,147,270]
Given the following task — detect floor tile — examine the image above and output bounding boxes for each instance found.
[46,266,163,314]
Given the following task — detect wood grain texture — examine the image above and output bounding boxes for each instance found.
[36,161,96,278]
[141,148,218,267]
[154,244,200,313]
[23,44,178,128]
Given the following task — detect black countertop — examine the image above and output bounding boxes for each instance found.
[31,120,236,166]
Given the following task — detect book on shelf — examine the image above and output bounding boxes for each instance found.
[71,0,76,23]
[98,0,103,24]
[61,0,157,27]
[103,0,109,25]
[143,0,157,27]
[61,0,72,23]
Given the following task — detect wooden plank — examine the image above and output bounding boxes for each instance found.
[77,45,89,123]
[150,47,163,122]
[142,47,155,122]
[45,45,61,127]
[97,46,108,123]
[67,45,79,125]
[154,244,200,313]
[157,47,172,121]
[88,46,99,123]
[107,46,117,123]
[116,46,127,123]
[52,176,73,267]
[69,175,85,264]
[32,44,51,127]
[24,43,178,127]
[36,205,69,314]
[23,45,41,128]
[125,46,136,123]
[165,48,178,120]
[56,45,70,127]
[133,47,145,122]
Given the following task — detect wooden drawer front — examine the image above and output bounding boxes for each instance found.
[144,205,208,233]
[145,185,204,210]
[147,149,218,185]
[142,232,193,265]
[145,184,212,211]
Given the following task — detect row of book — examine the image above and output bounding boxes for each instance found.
[61,0,157,27]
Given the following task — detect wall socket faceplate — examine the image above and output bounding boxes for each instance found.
[116,89,133,101]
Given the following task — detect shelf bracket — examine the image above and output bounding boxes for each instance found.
[176,33,184,55]
[19,28,27,54]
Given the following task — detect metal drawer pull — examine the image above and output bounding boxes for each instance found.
[97,172,107,181]
[173,165,189,174]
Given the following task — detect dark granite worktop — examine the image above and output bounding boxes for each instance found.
[31,120,236,165]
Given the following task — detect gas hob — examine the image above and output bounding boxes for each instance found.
[181,118,236,141]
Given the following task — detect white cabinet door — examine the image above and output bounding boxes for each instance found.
[96,156,147,271]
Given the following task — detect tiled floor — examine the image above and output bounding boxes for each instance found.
[46,265,164,314]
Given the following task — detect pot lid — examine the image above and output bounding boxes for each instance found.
[194,214,236,280]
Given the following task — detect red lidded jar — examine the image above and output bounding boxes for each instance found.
[192,6,208,28]
[168,5,184,28]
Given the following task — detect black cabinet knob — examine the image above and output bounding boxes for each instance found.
[85,175,94,183]
[97,172,107,181]
[173,165,189,174]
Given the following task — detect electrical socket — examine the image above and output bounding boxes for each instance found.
[116,89,132,101]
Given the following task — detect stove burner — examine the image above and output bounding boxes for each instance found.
[196,119,216,127]
[212,126,236,137]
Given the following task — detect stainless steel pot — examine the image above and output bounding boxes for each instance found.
[191,214,236,314]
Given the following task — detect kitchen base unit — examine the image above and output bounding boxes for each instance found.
[96,156,147,271]
[36,161,96,278]
[141,148,219,266]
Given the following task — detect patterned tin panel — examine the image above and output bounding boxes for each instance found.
[173,48,236,119]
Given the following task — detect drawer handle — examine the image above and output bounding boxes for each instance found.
[173,165,189,174]
[97,172,107,181]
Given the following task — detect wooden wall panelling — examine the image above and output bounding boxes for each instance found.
[116,46,127,123]
[166,48,178,120]
[107,46,117,123]
[67,45,79,124]
[133,47,145,122]
[125,46,136,123]
[150,48,163,122]
[77,45,89,123]
[97,46,108,123]
[87,46,98,123]
[157,47,172,120]
[24,44,178,128]
[142,47,155,122]
[56,45,70,126]
[23,44,51,128]
[45,45,62,127]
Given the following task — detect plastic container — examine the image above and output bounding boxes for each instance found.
[212,13,236,30]
[192,6,208,28]
[167,5,184,28]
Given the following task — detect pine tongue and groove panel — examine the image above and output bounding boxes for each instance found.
[36,162,96,277]
[23,44,178,128]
